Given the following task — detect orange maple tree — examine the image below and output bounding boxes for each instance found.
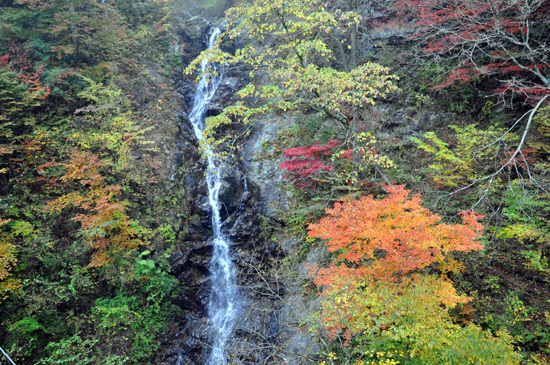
[308,185,485,342]
[44,151,143,268]
[309,185,483,283]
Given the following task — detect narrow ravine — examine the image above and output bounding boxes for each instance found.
[186,28,240,365]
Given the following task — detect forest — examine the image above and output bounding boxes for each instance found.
[1,0,549,364]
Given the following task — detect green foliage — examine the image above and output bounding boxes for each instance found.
[8,317,46,340]
[498,182,550,243]
[70,77,155,172]
[156,224,176,244]
[312,275,521,365]
[90,286,175,362]
[41,335,99,365]
[0,218,21,301]
[0,1,183,363]
[10,220,35,238]
[412,124,517,187]
[531,104,550,170]
[411,131,464,187]
[180,0,230,18]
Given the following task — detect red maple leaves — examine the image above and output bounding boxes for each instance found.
[400,0,550,103]
[279,140,340,189]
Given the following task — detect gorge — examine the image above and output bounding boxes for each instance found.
[187,27,240,365]
[0,0,549,364]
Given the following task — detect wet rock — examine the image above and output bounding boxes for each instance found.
[218,165,244,218]
[157,25,323,365]
[242,116,295,218]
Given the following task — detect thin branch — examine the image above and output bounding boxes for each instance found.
[446,94,549,198]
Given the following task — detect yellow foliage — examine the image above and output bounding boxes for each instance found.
[183,0,399,151]
[0,218,21,302]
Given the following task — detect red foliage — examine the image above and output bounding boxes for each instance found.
[280,140,341,189]
[500,148,539,170]
[433,68,481,89]
[18,65,51,99]
[280,140,382,189]
[339,149,353,159]
[280,160,335,189]
[3,44,51,99]
[283,139,340,158]
[399,0,550,103]
[6,42,33,72]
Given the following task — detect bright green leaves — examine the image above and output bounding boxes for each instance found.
[411,131,465,187]
[76,75,121,104]
[496,181,550,273]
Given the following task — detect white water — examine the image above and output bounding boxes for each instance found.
[187,28,240,365]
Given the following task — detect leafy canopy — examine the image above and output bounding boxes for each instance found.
[307,186,519,363]
[309,185,484,282]
[185,0,398,148]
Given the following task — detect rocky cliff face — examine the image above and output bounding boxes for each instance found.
[155,22,321,365]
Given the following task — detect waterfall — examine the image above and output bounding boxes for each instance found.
[187,27,240,365]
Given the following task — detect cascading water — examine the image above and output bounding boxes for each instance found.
[187,28,240,365]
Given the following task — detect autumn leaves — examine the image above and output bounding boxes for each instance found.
[307,186,521,363]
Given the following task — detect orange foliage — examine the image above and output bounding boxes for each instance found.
[45,151,142,268]
[309,185,483,284]
[308,186,484,342]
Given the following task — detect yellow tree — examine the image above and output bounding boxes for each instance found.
[0,218,21,302]
[185,0,398,149]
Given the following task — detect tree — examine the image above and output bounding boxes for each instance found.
[44,151,144,270]
[0,55,50,189]
[280,134,394,190]
[309,185,484,282]
[399,0,550,200]
[402,0,549,104]
[185,0,398,146]
[411,124,519,188]
[0,218,21,302]
[307,186,520,362]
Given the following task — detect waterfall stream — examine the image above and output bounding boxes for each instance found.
[187,28,240,365]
